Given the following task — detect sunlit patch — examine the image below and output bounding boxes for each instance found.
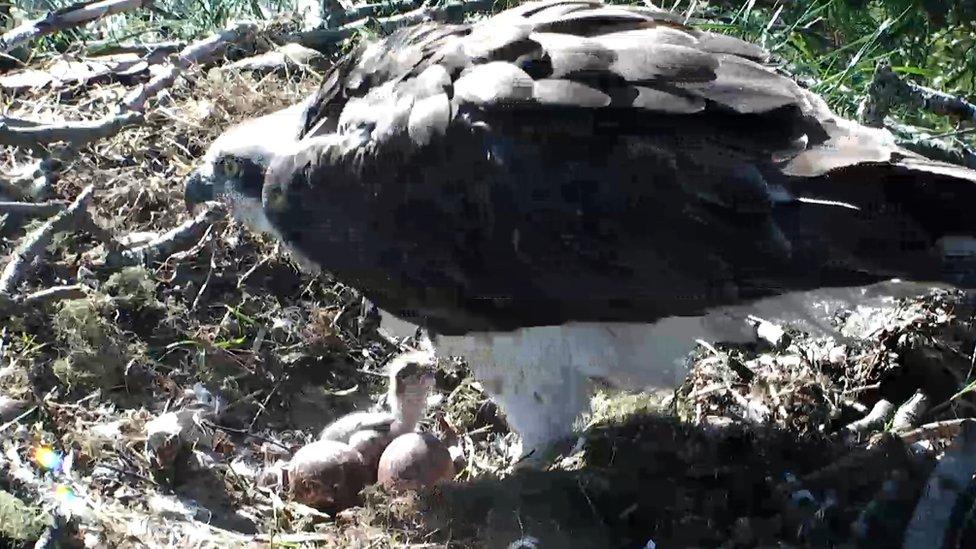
[32,445,63,472]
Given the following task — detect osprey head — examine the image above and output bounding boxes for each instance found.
[184,100,312,234]
[388,348,437,400]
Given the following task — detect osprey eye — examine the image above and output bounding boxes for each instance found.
[222,158,242,178]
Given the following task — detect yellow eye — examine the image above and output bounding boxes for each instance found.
[222,157,241,178]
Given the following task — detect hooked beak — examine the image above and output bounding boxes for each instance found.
[184,169,215,210]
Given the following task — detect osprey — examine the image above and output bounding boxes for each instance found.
[185,0,976,463]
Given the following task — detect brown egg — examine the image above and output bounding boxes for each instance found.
[377,432,455,490]
[286,440,370,513]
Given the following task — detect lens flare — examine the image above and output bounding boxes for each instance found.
[53,484,75,503]
[32,445,63,472]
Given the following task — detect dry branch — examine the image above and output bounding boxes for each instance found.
[342,0,422,21]
[0,112,143,149]
[121,65,178,112]
[861,61,976,127]
[0,200,67,217]
[859,61,976,168]
[886,121,976,170]
[898,417,972,445]
[85,39,184,57]
[0,185,94,296]
[21,284,87,305]
[118,205,223,265]
[122,23,257,112]
[224,43,327,74]
[843,398,895,436]
[0,0,153,54]
[891,389,930,432]
[294,0,492,48]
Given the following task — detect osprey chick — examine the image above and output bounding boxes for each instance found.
[318,348,436,473]
[187,0,976,464]
[319,348,437,443]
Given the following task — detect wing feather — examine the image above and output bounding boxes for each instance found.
[692,30,768,60]
[463,21,538,62]
[533,78,611,106]
[608,42,718,82]
[408,93,452,147]
[527,32,615,77]
[529,6,681,34]
[402,63,453,99]
[675,54,801,113]
[454,62,536,106]
[608,85,705,113]
[594,27,699,48]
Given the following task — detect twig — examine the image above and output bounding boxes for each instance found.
[122,22,258,112]
[843,398,895,436]
[223,42,326,74]
[247,383,280,432]
[842,383,881,395]
[190,245,216,311]
[120,65,178,112]
[903,421,976,549]
[95,463,158,486]
[341,0,422,21]
[858,61,976,168]
[891,390,931,432]
[0,200,67,217]
[21,284,87,305]
[0,0,153,54]
[695,339,755,382]
[0,112,144,149]
[861,60,976,128]
[694,338,720,356]
[0,185,94,296]
[576,477,606,527]
[84,39,184,57]
[200,419,290,451]
[293,0,492,48]
[117,205,223,265]
[237,254,270,288]
[898,418,973,445]
[886,121,976,170]
[842,399,869,415]
[0,405,37,435]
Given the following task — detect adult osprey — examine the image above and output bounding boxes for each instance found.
[185,0,976,462]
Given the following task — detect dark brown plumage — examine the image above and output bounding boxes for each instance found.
[187,0,976,465]
[257,0,976,336]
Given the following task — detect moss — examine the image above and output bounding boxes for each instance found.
[51,299,128,391]
[0,490,50,542]
[584,390,669,430]
[103,266,160,311]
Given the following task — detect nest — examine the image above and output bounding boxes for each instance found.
[2,4,976,548]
